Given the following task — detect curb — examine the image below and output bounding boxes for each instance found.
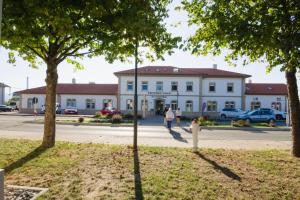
[24,121,134,127]
[202,126,291,131]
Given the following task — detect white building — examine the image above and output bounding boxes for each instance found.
[0,83,9,105]
[16,65,288,117]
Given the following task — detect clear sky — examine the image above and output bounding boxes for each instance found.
[0,0,299,100]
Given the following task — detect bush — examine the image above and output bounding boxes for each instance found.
[78,117,84,123]
[123,113,133,119]
[198,117,216,126]
[231,120,250,127]
[112,114,122,124]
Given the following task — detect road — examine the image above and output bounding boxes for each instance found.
[0,115,292,149]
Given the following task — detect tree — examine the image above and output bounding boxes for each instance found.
[183,0,300,157]
[1,0,179,148]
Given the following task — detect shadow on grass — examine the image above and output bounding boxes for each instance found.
[194,151,241,182]
[4,146,47,174]
[133,149,144,200]
[169,129,188,143]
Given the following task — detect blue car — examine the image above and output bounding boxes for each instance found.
[236,109,276,123]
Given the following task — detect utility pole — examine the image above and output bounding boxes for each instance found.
[133,40,139,151]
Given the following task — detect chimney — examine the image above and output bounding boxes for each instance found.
[213,64,217,69]
[248,79,252,83]
[72,78,76,84]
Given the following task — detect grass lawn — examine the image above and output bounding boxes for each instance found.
[1,139,299,200]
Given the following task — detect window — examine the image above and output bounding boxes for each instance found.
[225,101,235,109]
[186,82,193,92]
[251,101,261,110]
[156,81,163,92]
[86,99,95,109]
[127,81,133,91]
[141,81,148,91]
[171,81,178,91]
[171,100,177,111]
[126,99,133,110]
[207,101,217,111]
[227,83,234,92]
[141,100,148,111]
[185,100,193,112]
[27,98,33,108]
[66,99,76,107]
[103,99,112,108]
[271,102,281,111]
[209,82,216,92]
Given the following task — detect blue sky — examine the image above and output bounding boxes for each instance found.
[0,0,298,100]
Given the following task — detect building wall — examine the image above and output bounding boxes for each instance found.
[20,94,117,114]
[0,87,4,105]
[202,78,243,97]
[245,95,288,112]
[202,96,242,112]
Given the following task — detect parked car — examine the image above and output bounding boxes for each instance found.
[64,107,78,114]
[258,108,286,120]
[236,109,276,123]
[219,108,245,119]
[99,107,121,115]
[0,105,12,112]
[40,103,62,114]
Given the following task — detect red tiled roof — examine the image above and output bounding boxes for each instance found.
[246,83,287,95]
[114,66,251,78]
[16,84,118,95]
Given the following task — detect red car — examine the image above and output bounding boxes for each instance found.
[99,107,120,115]
[64,107,78,114]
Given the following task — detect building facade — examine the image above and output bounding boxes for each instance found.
[16,65,288,116]
[0,83,9,105]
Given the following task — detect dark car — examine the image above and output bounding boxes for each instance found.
[236,109,276,123]
[0,105,12,112]
[99,107,121,115]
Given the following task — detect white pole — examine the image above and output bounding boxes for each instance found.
[191,122,200,152]
[0,169,4,200]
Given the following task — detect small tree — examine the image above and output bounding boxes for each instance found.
[183,0,300,156]
[1,0,179,147]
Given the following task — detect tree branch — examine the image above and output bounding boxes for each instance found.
[25,45,46,61]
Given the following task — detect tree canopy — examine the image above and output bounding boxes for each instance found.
[183,0,300,157]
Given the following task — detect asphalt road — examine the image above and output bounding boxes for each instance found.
[0,115,292,149]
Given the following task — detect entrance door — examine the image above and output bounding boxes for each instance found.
[155,99,165,115]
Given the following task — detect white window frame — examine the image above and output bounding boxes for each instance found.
[86,99,96,109]
[186,82,193,92]
[171,81,178,91]
[171,100,177,111]
[126,99,133,110]
[227,83,234,93]
[251,101,261,110]
[209,82,216,92]
[271,102,281,111]
[225,101,235,109]
[185,100,193,112]
[127,81,133,91]
[141,81,148,91]
[66,98,76,107]
[207,101,217,112]
[156,81,163,92]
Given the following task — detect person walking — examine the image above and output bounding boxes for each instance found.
[163,106,169,125]
[175,107,182,126]
[166,107,175,130]
[191,118,201,152]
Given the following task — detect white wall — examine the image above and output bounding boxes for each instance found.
[120,76,201,96]
[120,94,199,112]
[60,94,117,110]
[0,87,4,105]
[21,94,46,109]
[202,96,242,112]
[245,95,288,112]
[202,78,243,97]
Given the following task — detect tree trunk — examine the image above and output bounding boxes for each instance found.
[285,69,300,157]
[42,61,58,148]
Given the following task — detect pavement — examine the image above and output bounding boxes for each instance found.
[0,115,292,150]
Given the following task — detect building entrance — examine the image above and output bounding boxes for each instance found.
[154,99,165,115]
